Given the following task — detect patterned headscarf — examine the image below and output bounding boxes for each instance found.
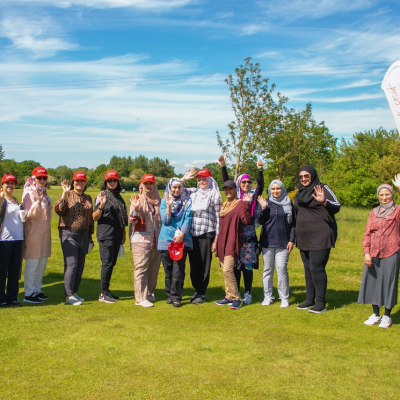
[165,178,191,218]
[23,176,51,207]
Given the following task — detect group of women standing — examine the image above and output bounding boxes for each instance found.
[0,161,399,328]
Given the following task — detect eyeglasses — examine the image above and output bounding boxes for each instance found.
[241,180,251,184]
[298,174,311,180]
[107,178,118,183]
[36,176,47,181]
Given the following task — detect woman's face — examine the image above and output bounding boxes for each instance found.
[2,180,15,196]
[197,176,208,189]
[74,179,86,192]
[298,170,312,187]
[35,176,47,188]
[378,188,393,204]
[240,178,251,193]
[170,183,182,197]
[143,182,154,192]
[271,183,282,198]
[224,186,237,201]
[106,178,118,190]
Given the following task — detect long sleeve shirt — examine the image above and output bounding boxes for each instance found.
[362,206,400,258]
[257,202,296,249]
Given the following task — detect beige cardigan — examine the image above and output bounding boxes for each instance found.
[22,192,52,260]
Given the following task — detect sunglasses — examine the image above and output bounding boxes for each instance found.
[241,180,251,184]
[107,178,118,183]
[298,174,311,180]
[36,176,47,181]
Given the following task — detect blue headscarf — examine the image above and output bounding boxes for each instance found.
[268,180,292,224]
[164,178,191,218]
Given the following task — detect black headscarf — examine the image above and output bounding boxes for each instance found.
[295,165,322,207]
[105,187,128,229]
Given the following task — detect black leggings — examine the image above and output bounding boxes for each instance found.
[234,267,253,294]
[372,305,391,317]
[300,248,331,305]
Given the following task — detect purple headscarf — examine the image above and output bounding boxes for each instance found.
[236,174,256,216]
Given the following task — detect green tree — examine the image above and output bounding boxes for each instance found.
[148,157,175,178]
[217,57,287,180]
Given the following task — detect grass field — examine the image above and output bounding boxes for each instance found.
[1,188,399,400]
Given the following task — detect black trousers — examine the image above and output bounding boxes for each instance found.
[300,248,331,305]
[234,267,253,294]
[189,234,214,296]
[99,238,121,293]
[0,240,23,303]
[161,248,188,302]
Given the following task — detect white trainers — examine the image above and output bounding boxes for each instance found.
[73,293,85,302]
[379,315,392,329]
[262,296,274,306]
[66,296,82,306]
[135,299,154,308]
[243,292,252,305]
[364,313,381,326]
[280,299,289,308]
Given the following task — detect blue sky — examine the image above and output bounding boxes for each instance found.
[1,0,399,173]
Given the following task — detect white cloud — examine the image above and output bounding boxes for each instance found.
[0,16,78,58]
[4,0,193,10]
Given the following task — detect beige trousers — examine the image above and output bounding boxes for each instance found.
[220,255,240,301]
[131,244,161,303]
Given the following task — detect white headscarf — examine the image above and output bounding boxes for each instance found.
[190,177,221,213]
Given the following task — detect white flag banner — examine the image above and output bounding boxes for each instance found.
[382,61,400,132]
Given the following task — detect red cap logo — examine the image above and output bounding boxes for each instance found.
[32,166,48,178]
[72,171,87,182]
[1,174,18,185]
[195,168,212,178]
[141,174,156,183]
[104,170,119,180]
[168,240,184,261]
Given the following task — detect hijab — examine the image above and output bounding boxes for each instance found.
[23,176,51,208]
[220,198,241,217]
[236,173,256,216]
[374,184,397,218]
[295,165,322,207]
[105,187,128,229]
[190,177,221,213]
[268,180,292,223]
[165,178,191,218]
[138,181,161,229]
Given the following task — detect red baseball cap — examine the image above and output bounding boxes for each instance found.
[141,174,155,183]
[1,174,18,185]
[104,170,119,180]
[168,240,184,261]
[72,171,87,182]
[32,166,48,178]
[195,168,212,178]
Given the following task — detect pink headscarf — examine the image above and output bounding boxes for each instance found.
[23,176,52,207]
[236,174,256,216]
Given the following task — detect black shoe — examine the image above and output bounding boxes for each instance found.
[297,300,315,310]
[166,299,173,304]
[9,301,22,307]
[192,295,205,305]
[0,302,8,308]
[309,303,327,314]
[109,292,119,300]
[37,292,49,301]
[99,293,116,304]
[190,292,199,303]
[173,301,182,308]
[24,295,43,304]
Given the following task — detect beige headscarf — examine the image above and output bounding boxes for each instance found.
[138,182,161,229]
[220,199,241,218]
[374,184,397,219]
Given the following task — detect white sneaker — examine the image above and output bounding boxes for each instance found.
[66,296,82,306]
[364,313,381,326]
[280,299,289,308]
[135,299,154,308]
[73,293,85,302]
[379,315,392,329]
[262,296,274,306]
[243,292,252,305]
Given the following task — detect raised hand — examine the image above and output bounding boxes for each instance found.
[130,194,140,212]
[257,195,268,209]
[164,192,174,207]
[257,159,264,169]
[182,168,197,182]
[242,192,253,203]
[312,185,325,203]
[61,180,70,193]
[98,190,106,208]
[218,154,227,167]
[35,188,44,204]
[392,174,400,189]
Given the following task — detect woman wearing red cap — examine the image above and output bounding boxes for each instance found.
[0,173,24,307]
[181,168,221,304]
[129,174,161,308]
[54,171,94,306]
[93,170,128,304]
[22,166,52,304]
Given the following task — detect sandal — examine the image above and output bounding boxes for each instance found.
[173,301,182,308]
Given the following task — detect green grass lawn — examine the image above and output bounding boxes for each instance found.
[1,188,399,399]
